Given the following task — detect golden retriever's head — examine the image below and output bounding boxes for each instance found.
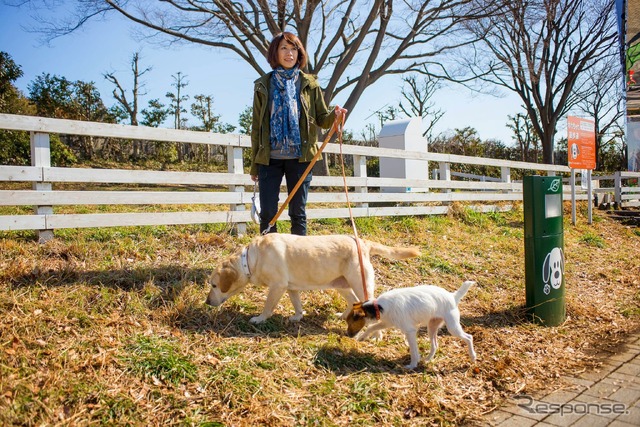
[205,257,250,307]
[346,302,368,337]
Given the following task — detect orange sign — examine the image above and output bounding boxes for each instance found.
[567,116,596,170]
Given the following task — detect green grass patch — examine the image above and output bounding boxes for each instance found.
[578,232,606,248]
[205,366,262,408]
[620,292,640,318]
[121,335,198,385]
[450,204,489,227]
[344,377,390,414]
[421,255,460,275]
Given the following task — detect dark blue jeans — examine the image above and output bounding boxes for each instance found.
[258,158,312,236]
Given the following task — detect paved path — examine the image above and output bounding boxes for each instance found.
[482,332,640,426]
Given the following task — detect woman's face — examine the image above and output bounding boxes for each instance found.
[277,39,299,69]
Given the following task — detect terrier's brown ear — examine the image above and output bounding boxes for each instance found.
[351,306,366,320]
[350,302,365,319]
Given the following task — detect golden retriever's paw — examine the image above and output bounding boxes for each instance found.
[288,312,304,322]
[249,315,267,324]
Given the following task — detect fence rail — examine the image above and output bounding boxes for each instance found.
[1,113,638,241]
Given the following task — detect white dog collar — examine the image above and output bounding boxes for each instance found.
[240,247,252,277]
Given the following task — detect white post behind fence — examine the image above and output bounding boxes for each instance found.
[378,117,428,193]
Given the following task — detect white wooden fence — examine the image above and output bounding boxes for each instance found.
[1,113,638,241]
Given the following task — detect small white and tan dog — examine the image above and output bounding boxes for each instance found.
[346,281,477,369]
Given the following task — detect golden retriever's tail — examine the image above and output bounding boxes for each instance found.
[364,240,421,260]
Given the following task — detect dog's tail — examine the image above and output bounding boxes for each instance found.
[454,280,476,305]
[364,239,421,260]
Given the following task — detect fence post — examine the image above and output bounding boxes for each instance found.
[228,142,246,236]
[500,166,511,183]
[439,162,451,193]
[500,166,511,194]
[353,154,368,209]
[31,131,54,243]
[614,171,622,208]
[613,171,622,209]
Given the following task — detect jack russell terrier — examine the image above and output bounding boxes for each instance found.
[346,281,477,369]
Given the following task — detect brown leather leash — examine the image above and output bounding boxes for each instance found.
[262,113,370,302]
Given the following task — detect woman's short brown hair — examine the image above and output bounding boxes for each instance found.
[267,32,308,70]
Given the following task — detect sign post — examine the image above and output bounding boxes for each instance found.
[567,116,596,224]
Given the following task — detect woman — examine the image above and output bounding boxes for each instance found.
[250,32,347,236]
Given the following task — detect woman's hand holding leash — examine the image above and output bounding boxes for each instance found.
[334,105,347,131]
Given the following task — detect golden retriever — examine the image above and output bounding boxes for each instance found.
[205,233,420,324]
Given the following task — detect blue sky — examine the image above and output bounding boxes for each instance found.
[0,3,522,143]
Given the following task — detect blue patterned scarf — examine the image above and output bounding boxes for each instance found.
[270,66,301,157]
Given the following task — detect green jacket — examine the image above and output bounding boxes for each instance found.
[250,71,336,176]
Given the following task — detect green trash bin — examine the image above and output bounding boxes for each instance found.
[523,175,566,326]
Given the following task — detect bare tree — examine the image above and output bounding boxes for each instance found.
[104,52,151,159]
[463,0,618,164]
[398,74,445,142]
[26,0,498,116]
[104,52,150,126]
[506,111,541,162]
[166,72,189,162]
[359,123,378,147]
[166,72,189,130]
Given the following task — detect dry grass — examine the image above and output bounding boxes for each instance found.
[1,202,639,426]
